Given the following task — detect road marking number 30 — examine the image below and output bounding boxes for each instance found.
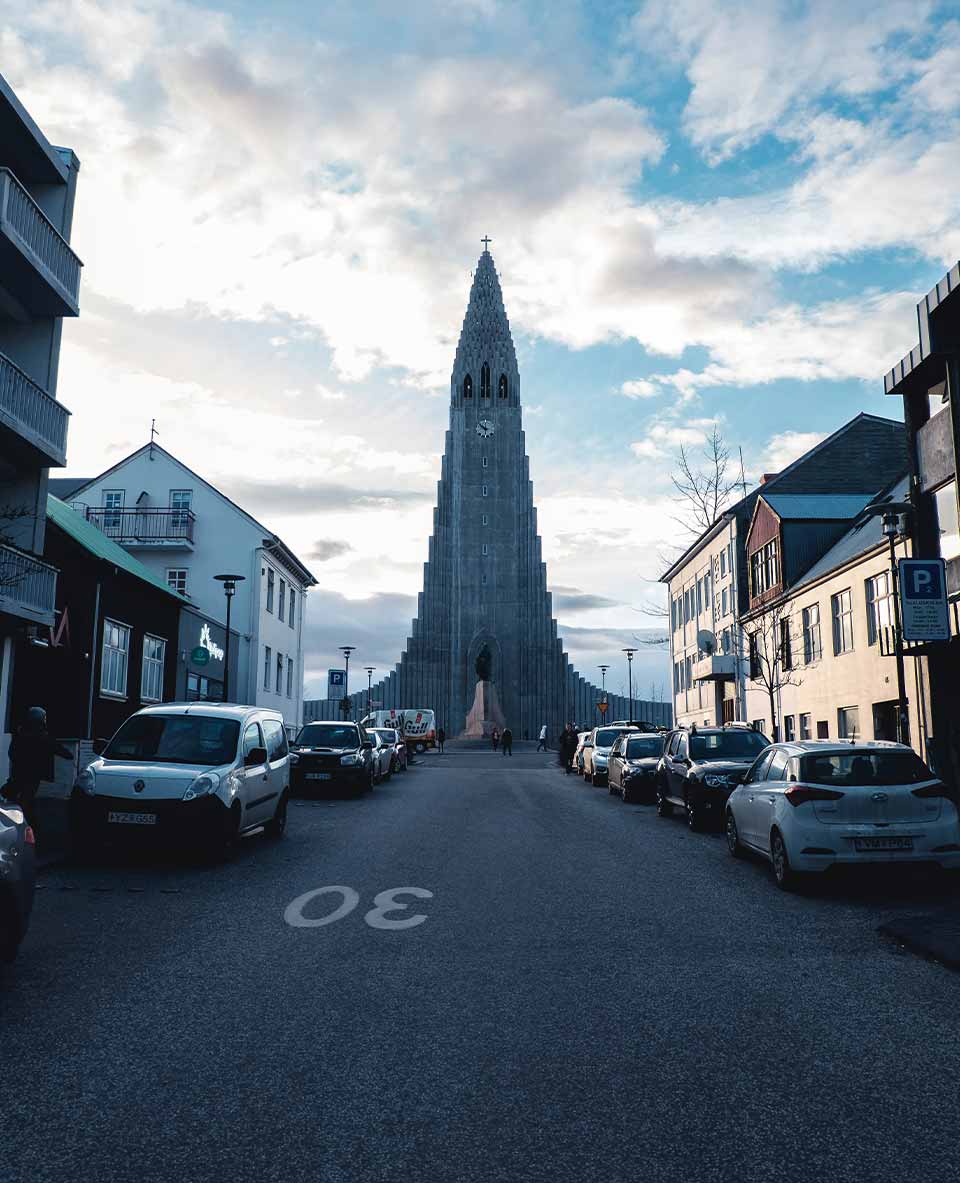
[283,885,433,931]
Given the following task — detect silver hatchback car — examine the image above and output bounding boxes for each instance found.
[0,799,36,963]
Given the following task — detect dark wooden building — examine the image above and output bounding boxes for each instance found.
[11,495,185,745]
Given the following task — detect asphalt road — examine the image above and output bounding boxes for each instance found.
[3,744,959,1183]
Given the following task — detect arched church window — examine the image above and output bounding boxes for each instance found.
[462,374,473,399]
[482,456,488,468]
[498,374,508,399]
[482,544,488,556]
[480,363,491,398]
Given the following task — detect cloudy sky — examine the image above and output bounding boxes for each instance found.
[6,0,958,701]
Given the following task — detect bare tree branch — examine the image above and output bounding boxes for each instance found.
[745,598,803,740]
[670,427,741,537]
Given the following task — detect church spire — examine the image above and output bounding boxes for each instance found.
[451,244,520,406]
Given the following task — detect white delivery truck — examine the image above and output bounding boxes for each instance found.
[360,708,437,754]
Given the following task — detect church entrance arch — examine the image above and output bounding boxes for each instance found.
[461,632,506,738]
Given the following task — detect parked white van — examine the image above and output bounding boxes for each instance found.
[70,704,291,856]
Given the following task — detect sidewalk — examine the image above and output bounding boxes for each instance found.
[879,905,960,971]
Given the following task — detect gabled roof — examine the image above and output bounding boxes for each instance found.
[659,413,906,583]
[64,442,318,587]
[760,493,874,521]
[47,496,190,603]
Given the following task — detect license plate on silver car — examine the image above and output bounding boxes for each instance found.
[108,811,157,825]
[306,772,332,781]
[854,836,913,851]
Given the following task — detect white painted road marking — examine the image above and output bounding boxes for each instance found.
[283,885,433,930]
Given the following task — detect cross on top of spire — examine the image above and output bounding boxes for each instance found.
[481,235,492,251]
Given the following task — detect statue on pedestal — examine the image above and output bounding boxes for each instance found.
[462,644,506,738]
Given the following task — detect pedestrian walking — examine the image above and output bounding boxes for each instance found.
[536,724,548,752]
[559,723,578,774]
[2,707,71,834]
[491,727,500,752]
[437,727,446,754]
[502,727,513,756]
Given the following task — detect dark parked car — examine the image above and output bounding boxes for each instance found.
[607,733,666,803]
[0,799,36,964]
[657,725,771,830]
[290,722,375,796]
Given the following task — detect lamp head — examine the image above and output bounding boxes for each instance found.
[214,573,246,596]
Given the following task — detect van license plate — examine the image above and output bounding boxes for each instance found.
[108,811,157,825]
[854,836,913,851]
[306,773,332,781]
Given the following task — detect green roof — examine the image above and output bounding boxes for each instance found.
[47,495,189,603]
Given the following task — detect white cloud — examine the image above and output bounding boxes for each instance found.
[620,379,659,399]
[760,430,827,474]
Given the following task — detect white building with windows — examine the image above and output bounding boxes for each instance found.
[56,443,317,733]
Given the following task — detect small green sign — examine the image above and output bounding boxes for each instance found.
[191,646,210,666]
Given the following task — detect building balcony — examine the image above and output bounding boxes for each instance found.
[0,349,70,466]
[0,168,82,317]
[693,653,738,682]
[85,507,196,549]
[0,543,57,626]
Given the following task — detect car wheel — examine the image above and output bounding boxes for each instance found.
[770,829,799,891]
[655,789,672,818]
[686,798,704,832]
[725,810,746,859]
[266,792,288,840]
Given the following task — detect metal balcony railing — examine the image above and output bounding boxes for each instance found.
[0,168,82,308]
[0,544,57,622]
[85,507,196,545]
[0,349,70,465]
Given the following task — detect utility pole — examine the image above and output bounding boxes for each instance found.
[365,666,376,718]
[622,648,636,722]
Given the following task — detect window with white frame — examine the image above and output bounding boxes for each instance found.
[264,645,272,689]
[102,490,124,533]
[169,489,192,531]
[266,568,275,613]
[101,619,130,697]
[865,572,893,646]
[838,705,860,739]
[141,635,166,702]
[802,604,822,664]
[166,568,188,595]
[799,712,812,740]
[288,588,296,629]
[287,656,294,698]
[831,588,854,655]
[276,651,284,694]
[278,578,286,623]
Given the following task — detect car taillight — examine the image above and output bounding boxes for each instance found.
[24,825,36,846]
[912,783,958,804]
[784,785,845,807]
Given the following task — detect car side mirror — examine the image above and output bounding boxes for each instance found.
[92,737,107,755]
[288,752,299,765]
[245,746,268,767]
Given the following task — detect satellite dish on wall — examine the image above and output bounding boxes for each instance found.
[697,629,718,655]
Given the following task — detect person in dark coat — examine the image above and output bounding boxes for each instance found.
[501,727,513,756]
[491,727,500,752]
[437,727,446,754]
[4,707,71,831]
[559,723,578,773]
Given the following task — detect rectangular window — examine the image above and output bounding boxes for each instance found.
[685,655,692,690]
[482,543,488,555]
[482,456,488,468]
[101,619,130,697]
[696,579,702,615]
[684,590,691,623]
[102,489,124,533]
[933,481,960,561]
[266,568,275,613]
[141,635,166,703]
[750,540,780,597]
[817,720,829,739]
[838,706,860,740]
[278,578,286,623]
[481,514,488,526]
[287,656,294,698]
[727,543,733,575]
[481,574,487,585]
[288,589,296,629]
[783,715,796,742]
[720,548,727,576]
[186,672,224,702]
[865,572,893,646]
[276,652,284,694]
[166,568,188,595]
[264,645,271,689]
[169,489,192,531]
[802,604,822,664]
[831,588,854,654]
[482,485,488,497]
[751,719,765,734]
[673,661,681,694]
[721,587,728,616]
[927,381,948,420]
[779,618,792,671]
[799,713,812,740]
[748,632,761,679]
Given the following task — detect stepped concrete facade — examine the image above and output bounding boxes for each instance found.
[316,248,671,738]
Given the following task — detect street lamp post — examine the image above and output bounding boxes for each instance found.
[339,645,356,719]
[622,648,636,722]
[365,666,375,717]
[598,664,609,719]
[213,574,245,703]
[863,501,912,744]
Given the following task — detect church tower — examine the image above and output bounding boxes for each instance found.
[362,245,670,739]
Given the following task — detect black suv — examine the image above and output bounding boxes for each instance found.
[656,725,770,830]
[290,721,375,796]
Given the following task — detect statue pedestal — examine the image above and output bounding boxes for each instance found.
[462,680,506,738]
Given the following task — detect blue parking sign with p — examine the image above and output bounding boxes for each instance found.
[899,559,950,641]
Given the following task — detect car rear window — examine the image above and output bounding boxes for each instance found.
[596,728,627,746]
[374,730,398,742]
[690,731,769,759]
[625,738,663,758]
[295,724,360,748]
[800,751,936,786]
[105,715,240,766]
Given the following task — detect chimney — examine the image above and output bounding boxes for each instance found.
[760,472,778,485]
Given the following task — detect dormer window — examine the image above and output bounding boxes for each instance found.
[463,374,473,399]
[498,374,508,399]
[480,363,491,398]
